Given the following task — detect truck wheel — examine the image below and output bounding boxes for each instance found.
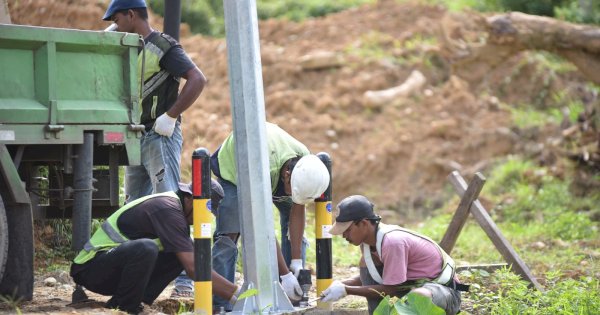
[0,197,7,282]
[0,194,34,300]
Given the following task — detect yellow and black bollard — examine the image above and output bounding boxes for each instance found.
[315,152,333,310]
[192,148,212,314]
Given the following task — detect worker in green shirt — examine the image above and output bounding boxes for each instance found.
[210,122,330,309]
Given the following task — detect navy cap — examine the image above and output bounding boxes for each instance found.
[330,195,380,235]
[178,179,225,210]
[103,0,147,21]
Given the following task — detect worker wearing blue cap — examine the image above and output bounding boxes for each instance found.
[102,0,206,202]
[101,0,208,305]
[102,0,148,21]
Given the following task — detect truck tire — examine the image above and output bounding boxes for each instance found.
[0,194,34,300]
[0,197,7,282]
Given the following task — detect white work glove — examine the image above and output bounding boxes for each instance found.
[153,113,177,137]
[289,259,303,277]
[280,272,303,302]
[321,280,347,302]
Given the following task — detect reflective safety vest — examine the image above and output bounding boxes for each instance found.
[362,223,456,286]
[138,32,180,125]
[73,192,178,265]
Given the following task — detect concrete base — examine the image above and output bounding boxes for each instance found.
[284,307,368,315]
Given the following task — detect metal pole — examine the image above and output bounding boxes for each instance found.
[315,152,333,310]
[163,0,181,41]
[223,0,292,312]
[72,132,93,252]
[192,148,212,314]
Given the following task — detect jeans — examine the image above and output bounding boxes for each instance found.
[125,122,182,203]
[174,271,193,291]
[274,197,308,266]
[211,179,308,310]
[71,239,183,314]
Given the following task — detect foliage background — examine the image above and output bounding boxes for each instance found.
[147,0,599,37]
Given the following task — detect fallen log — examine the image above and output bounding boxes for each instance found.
[441,11,600,85]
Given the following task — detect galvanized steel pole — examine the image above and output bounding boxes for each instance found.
[223,0,293,313]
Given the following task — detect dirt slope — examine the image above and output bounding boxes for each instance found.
[175,0,516,215]
[6,0,590,215]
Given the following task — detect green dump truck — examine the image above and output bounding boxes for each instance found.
[0,23,143,300]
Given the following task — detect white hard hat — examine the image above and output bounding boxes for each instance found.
[291,155,330,205]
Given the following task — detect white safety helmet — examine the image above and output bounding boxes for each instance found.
[291,155,330,205]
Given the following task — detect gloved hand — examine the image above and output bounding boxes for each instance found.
[153,112,177,137]
[289,259,303,277]
[321,280,347,302]
[280,272,303,302]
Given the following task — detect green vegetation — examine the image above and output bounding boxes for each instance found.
[446,159,596,312]
[507,105,560,128]
[147,0,373,37]
[256,0,374,22]
[330,154,598,314]
[463,268,599,314]
[498,51,588,129]
[426,0,600,24]
[344,31,438,68]
[375,292,445,315]
[0,295,22,315]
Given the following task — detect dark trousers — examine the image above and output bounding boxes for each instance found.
[72,239,183,313]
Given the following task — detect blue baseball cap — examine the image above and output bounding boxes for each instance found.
[103,0,147,21]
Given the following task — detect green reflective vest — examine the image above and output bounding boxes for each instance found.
[73,192,178,265]
[138,32,180,125]
[216,122,310,191]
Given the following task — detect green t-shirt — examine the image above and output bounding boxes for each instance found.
[217,122,310,192]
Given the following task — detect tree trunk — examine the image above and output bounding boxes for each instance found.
[441,11,600,85]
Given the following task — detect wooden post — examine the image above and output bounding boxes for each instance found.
[440,173,485,254]
[446,171,543,291]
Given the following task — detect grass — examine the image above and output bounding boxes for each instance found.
[417,0,503,12]
[344,31,438,67]
[504,98,584,130]
[309,155,599,314]
[148,0,374,37]
[32,155,599,314]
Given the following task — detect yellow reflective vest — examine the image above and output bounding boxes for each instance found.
[138,32,180,125]
[73,192,178,265]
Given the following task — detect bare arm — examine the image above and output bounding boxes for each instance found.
[288,203,305,260]
[275,241,291,276]
[342,255,400,299]
[175,251,238,300]
[165,66,206,118]
[345,284,399,299]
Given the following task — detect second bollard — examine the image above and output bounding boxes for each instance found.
[315,152,333,310]
[192,148,212,314]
